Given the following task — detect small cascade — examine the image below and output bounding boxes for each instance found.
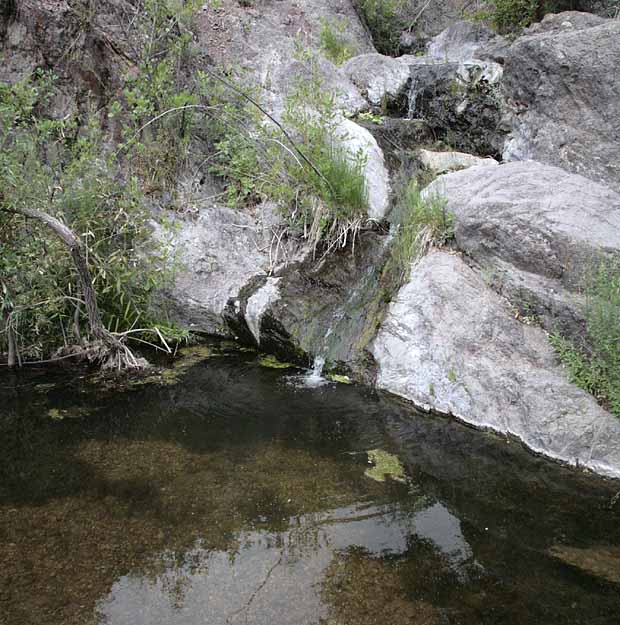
[304,355,326,387]
[406,76,420,119]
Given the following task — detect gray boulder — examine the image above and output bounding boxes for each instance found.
[371,251,620,479]
[426,20,497,62]
[418,148,498,174]
[196,0,372,117]
[495,12,620,192]
[153,204,273,335]
[342,53,419,107]
[424,161,620,336]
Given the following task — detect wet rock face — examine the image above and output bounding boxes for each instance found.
[493,11,620,191]
[424,161,620,338]
[410,60,505,158]
[343,52,505,158]
[224,232,391,374]
[371,251,620,479]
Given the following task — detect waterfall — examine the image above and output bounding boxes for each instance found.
[406,76,420,119]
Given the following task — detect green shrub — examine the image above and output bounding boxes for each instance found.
[319,18,357,65]
[0,0,200,364]
[475,1,589,34]
[551,261,620,416]
[207,59,369,255]
[357,0,407,56]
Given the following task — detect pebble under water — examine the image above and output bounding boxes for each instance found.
[1,346,620,625]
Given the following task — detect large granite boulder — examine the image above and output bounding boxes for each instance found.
[493,12,620,192]
[371,251,620,479]
[426,20,497,62]
[424,161,620,337]
[153,204,273,336]
[196,0,372,116]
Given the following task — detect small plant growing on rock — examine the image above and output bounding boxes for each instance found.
[207,60,370,258]
[319,18,357,66]
[383,179,454,286]
[551,261,620,416]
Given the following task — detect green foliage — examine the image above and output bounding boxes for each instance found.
[356,111,384,125]
[473,1,586,34]
[551,262,620,416]
[0,1,204,364]
[383,179,453,286]
[207,59,369,253]
[114,0,202,191]
[0,73,178,361]
[319,18,357,66]
[357,0,407,55]
[484,0,541,32]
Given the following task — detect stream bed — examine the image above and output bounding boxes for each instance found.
[1,345,620,625]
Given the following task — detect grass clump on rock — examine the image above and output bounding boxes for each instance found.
[209,61,370,258]
[551,261,620,416]
[384,179,454,287]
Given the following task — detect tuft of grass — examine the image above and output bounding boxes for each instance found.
[472,1,588,35]
[208,59,370,258]
[551,261,620,416]
[319,18,357,66]
[384,179,454,286]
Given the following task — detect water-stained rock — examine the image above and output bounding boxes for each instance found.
[371,251,620,479]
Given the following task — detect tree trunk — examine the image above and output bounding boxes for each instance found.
[7,324,16,367]
[9,207,142,369]
[15,206,111,341]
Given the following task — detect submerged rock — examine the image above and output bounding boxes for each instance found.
[371,251,620,479]
[424,161,620,338]
[549,545,620,585]
[494,12,620,191]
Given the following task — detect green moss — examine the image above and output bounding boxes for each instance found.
[448,368,457,384]
[258,355,296,369]
[365,449,406,483]
[133,343,224,387]
[47,407,91,420]
[328,374,353,385]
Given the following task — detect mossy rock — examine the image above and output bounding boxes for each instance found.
[258,355,296,369]
[365,449,406,483]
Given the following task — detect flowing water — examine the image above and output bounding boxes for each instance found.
[1,345,620,625]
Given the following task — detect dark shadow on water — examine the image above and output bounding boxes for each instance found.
[1,350,619,625]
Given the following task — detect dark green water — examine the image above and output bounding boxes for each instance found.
[1,346,620,625]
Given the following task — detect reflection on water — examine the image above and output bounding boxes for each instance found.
[96,501,472,625]
[1,348,620,625]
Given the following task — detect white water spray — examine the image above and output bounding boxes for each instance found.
[406,76,420,119]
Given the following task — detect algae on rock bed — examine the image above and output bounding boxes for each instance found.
[258,355,296,369]
[365,449,406,483]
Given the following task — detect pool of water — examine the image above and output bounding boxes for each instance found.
[1,346,619,625]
